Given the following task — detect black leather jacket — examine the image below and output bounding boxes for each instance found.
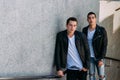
[54,30,90,71]
[82,25,108,61]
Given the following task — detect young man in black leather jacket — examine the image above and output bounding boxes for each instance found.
[82,12,108,80]
[54,17,90,80]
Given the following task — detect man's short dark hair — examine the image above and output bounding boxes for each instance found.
[87,12,96,18]
[66,17,78,25]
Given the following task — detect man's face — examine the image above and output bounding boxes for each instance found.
[87,14,96,26]
[66,20,77,33]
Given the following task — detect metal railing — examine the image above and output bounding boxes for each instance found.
[105,57,120,62]
[0,57,119,80]
[0,75,61,80]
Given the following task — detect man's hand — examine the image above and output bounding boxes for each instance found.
[57,70,64,77]
[82,68,88,72]
[98,60,104,67]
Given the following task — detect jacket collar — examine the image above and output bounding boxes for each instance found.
[64,30,78,37]
[86,24,99,31]
[89,24,101,39]
[85,24,101,39]
[85,24,99,34]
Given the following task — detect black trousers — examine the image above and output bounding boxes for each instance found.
[66,69,87,80]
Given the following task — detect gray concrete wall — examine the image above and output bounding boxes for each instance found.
[99,1,120,80]
[105,59,120,80]
[99,1,120,60]
[0,0,99,77]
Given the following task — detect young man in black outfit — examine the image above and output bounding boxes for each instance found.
[82,12,108,80]
[54,17,90,80]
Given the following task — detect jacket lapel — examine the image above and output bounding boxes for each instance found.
[84,26,89,37]
[92,25,100,41]
[63,30,68,54]
[74,31,82,54]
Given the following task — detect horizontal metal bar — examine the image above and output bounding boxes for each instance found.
[0,75,61,80]
[105,57,120,62]
[115,7,120,11]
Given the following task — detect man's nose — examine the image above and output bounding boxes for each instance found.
[71,26,74,29]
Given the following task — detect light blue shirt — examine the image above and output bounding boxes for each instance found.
[87,29,96,57]
[67,35,83,70]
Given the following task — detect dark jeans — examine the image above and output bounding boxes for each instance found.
[66,69,87,80]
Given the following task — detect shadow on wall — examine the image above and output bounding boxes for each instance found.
[100,14,120,59]
[100,14,120,80]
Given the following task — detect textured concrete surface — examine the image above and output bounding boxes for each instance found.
[99,1,120,60]
[105,59,120,80]
[0,0,99,77]
[0,0,119,80]
[99,1,120,80]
